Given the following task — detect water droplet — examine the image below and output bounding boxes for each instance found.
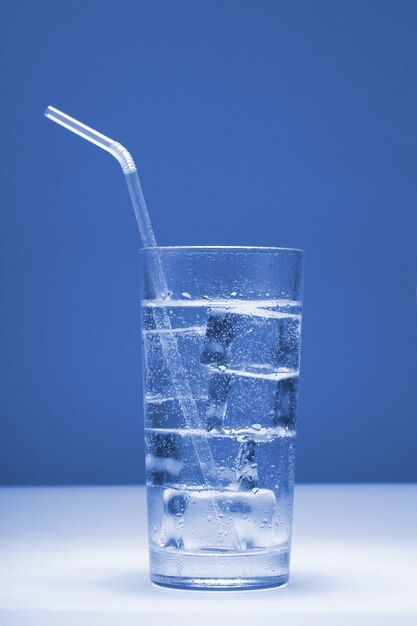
[181,291,191,299]
[230,291,237,297]
[251,423,262,431]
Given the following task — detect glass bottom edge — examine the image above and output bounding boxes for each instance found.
[151,574,289,591]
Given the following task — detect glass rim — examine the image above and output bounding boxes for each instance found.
[140,245,304,254]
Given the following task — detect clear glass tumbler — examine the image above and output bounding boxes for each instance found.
[140,247,304,590]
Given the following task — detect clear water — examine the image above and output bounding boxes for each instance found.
[142,299,301,589]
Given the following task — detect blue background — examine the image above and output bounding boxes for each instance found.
[0,0,416,485]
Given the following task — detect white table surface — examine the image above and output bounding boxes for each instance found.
[0,484,416,625]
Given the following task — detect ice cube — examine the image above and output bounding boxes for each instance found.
[142,330,174,399]
[273,376,298,429]
[206,372,231,430]
[277,315,301,371]
[201,312,236,430]
[226,306,301,373]
[235,437,258,490]
[224,371,290,430]
[143,323,207,400]
[159,487,278,551]
[146,432,183,485]
[200,312,236,366]
[145,396,207,430]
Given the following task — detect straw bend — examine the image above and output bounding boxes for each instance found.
[44,105,137,174]
[109,141,137,175]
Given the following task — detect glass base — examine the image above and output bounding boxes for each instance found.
[150,545,290,591]
[152,574,288,591]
